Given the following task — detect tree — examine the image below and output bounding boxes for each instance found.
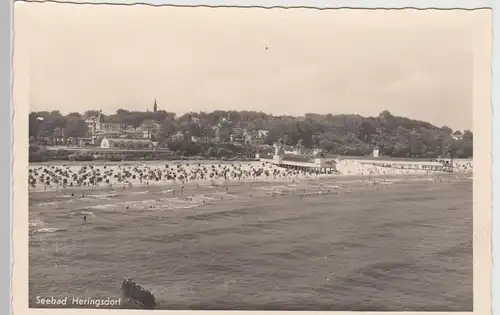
[379,110,392,119]
[215,124,232,143]
[67,112,82,118]
[179,120,200,137]
[441,125,453,135]
[463,130,473,141]
[28,108,473,159]
[64,117,88,138]
[357,120,377,141]
[29,113,42,138]
[217,147,233,157]
[198,121,213,143]
[157,118,178,141]
[283,134,291,146]
[84,110,100,118]
[37,120,56,138]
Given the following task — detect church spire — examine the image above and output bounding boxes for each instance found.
[153,99,158,112]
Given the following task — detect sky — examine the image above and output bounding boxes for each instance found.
[14,2,479,131]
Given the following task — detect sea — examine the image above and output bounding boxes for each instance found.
[29,173,472,311]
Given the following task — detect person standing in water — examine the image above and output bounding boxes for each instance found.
[83,215,87,222]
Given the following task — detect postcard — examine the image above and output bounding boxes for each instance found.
[11,2,492,313]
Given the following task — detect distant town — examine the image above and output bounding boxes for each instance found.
[28,100,473,162]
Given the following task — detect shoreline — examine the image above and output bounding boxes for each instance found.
[28,159,472,194]
[28,171,467,194]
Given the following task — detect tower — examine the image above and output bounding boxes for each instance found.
[153,99,158,112]
[96,110,103,131]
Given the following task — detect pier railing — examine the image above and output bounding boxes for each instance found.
[366,162,454,172]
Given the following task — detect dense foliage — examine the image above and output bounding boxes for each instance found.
[29,109,473,158]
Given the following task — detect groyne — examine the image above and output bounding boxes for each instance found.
[121,278,156,309]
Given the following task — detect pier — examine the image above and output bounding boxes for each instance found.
[257,148,337,174]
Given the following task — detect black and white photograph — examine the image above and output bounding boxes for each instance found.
[12,2,492,312]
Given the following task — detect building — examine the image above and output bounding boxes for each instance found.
[85,110,127,144]
[100,122,126,132]
[84,116,100,135]
[244,134,252,146]
[84,110,126,134]
[284,146,301,155]
[84,101,162,144]
[191,116,200,125]
[140,120,161,140]
[230,134,245,145]
[93,130,122,140]
[242,130,267,146]
[437,157,454,166]
[51,127,65,145]
[100,138,154,150]
[257,130,269,137]
[253,130,268,146]
[171,131,185,142]
[452,131,463,141]
[123,127,145,139]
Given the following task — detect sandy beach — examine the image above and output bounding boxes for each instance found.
[28,159,473,193]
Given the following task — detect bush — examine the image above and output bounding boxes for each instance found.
[68,153,94,161]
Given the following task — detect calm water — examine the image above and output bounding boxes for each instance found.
[29,174,472,311]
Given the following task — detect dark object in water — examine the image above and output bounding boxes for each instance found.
[121,278,156,309]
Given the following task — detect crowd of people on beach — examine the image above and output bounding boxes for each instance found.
[28,162,332,191]
[28,159,473,192]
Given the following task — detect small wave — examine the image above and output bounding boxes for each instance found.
[88,204,119,211]
[172,203,202,210]
[323,185,340,189]
[155,198,205,210]
[130,191,150,195]
[254,186,288,192]
[36,201,64,206]
[303,191,330,196]
[88,200,136,210]
[70,209,96,217]
[29,219,44,227]
[91,193,120,199]
[33,227,67,234]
